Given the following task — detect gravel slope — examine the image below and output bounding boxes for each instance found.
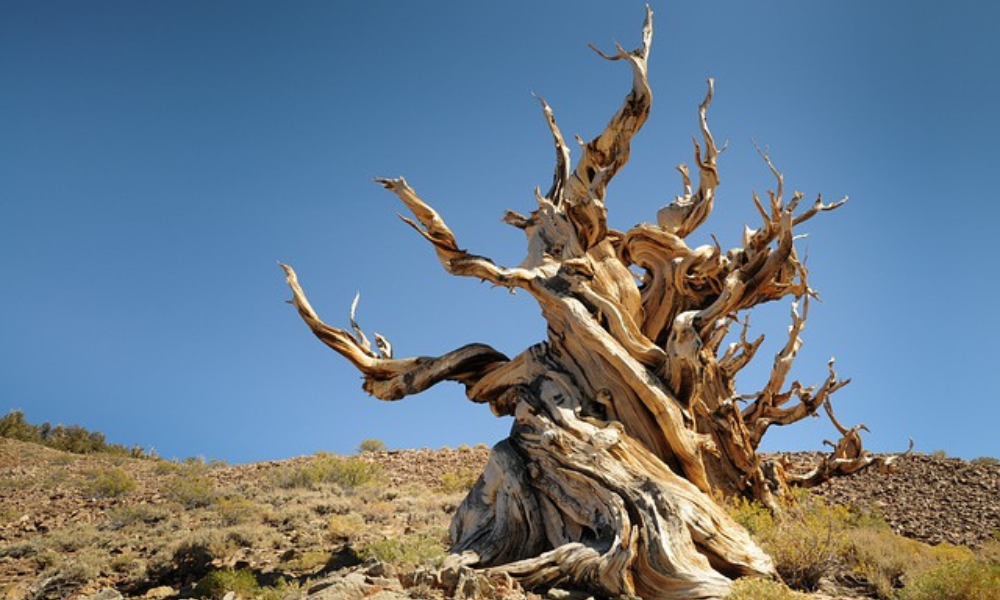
[809,452,1000,548]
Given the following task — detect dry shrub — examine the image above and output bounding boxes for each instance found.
[31,554,102,598]
[980,538,1000,564]
[896,558,1000,600]
[0,539,41,559]
[222,524,277,550]
[194,568,260,599]
[328,513,366,542]
[214,496,259,526]
[311,497,353,516]
[271,452,384,491]
[361,499,396,524]
[724,577,805,599]
[106,504,169,529]
[153,460,184,476]
[169,534,220,581]
[164,528,270,583]
[844,527,974,598]
[45,524,106,552]
[729,491,999,598]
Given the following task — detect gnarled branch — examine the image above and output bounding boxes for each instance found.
[281,263,509,405]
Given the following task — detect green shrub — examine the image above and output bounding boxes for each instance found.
[0,540,41,559]
[0,410,41,443]
[728,493,855,591]
[896,558,1000,600]
[194,569,260,599]
[328,513,366,541]
[278,549,334,574]
[214,496,258,526]
[45,524,106,552]
[980,538,1000,564]
[257,579,302,600]
[724,577,805,599]
[272,453,383,491]
[359,534,446,567]
[729,492,994,598]
[106,504,168,529]
[0,409,153,458]
[163,474,217,508]
[84,466,137,498]
[168,535,221,582]
[357,438,387,454]
[844,527,973,598]
[728,495,775,536]
[438,469,478,494]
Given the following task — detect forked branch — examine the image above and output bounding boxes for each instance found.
[657,79,721,237]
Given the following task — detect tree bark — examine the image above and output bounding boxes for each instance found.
[282,8,897,598]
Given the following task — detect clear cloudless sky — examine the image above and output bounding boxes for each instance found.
[2,1,999,463]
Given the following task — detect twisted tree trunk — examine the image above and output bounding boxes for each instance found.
[282,9,897,598]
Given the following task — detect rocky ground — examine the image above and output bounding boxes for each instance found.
[0,439,997,600]
[810,452,1000,548]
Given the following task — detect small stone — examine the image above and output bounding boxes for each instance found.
[365,576,400,589]
[364,560,396,578]
[143,586,177,599]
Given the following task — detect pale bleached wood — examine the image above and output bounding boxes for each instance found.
[283,8,898,598]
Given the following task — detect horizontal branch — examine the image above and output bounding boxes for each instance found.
[785,436,913,489]
[280,263,509,402]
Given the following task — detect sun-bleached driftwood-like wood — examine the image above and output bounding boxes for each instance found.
[282,8,898,599]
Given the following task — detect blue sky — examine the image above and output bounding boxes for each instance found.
[2,1,998,463]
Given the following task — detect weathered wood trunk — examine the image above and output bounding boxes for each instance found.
[282,9,897,598]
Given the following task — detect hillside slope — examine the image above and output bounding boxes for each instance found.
[1,439,997,599]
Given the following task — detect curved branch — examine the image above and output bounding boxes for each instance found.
[741,299,808,426]
[656,79,719,237]
[535,95,572,205]
[746,358,851,449]
[376,177,540,291]
[785,435,914,489]
[281,263,510,403]
[564,5,653,209]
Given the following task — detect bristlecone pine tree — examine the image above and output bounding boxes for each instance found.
[282,8,900,599]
